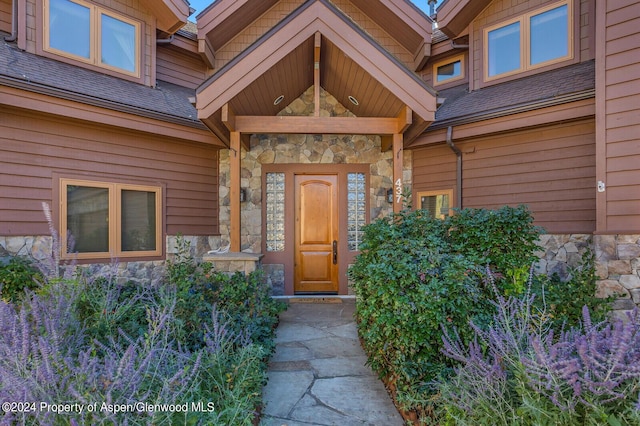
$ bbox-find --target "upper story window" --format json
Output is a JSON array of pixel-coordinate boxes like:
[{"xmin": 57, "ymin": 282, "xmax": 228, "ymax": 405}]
[
  {"xmin": 484, "ymin": 1, "xmax": 572, "ymax": 81},
  {"xmin": 433, "ymin": 54, "xmax": 465, "ymax": 86},
  {"xmin": 44, "ymin": 0, "xmax": 140, "ymax": 77}
]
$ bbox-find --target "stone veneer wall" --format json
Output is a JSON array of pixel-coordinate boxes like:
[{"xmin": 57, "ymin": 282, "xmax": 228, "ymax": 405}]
[
  {"xmin": 593, "ymin": 235, "xmax": 640, "ymax": 314},
  {"xmin": 0, "ymin": 235, "xmax": 220, "ymax": 286},
  {"xmin": 3, "ymin": 233, "xmax": 640, "ymax": 311},
  {"xmin": 217, "ymin": 86, "xmax": 412, "ymax": 253},
  {"xmin": 534, "ymin": 234, "xmax": 640, "ymax": 315}
]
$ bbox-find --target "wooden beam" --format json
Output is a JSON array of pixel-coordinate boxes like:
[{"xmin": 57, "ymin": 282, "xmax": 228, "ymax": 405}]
[
  {"xmin": 221, "ymin": 103, "xmax": 236, "ymax": 132},
  {"xmin": 392, "ymin": 133, "xmax": 404, "ymax": 213},
  {"xmin": 396, "ymin": 106, "xmax": 412, "ymax": 133},
  {"xmin": 234, "ymin": 115, "xmax": 400, "ymax": 135},
  {"xmin": 229, "ymin": 131, "xmax": 241, "ymax": 252},
  {"xmin": 413, "ymin": 42, "xmax": 431, "ymax": 72},
  {"xmin": 221, "ymin": 104, "xmax": 251, "ymax": 150},
  {"xmin": 314, "ymin": 32, "xmax": 321, "ymax": 117},
  {"xmin": 380, "ymin": 107, "xmax": 412, "ymax": 151},
  {"xmin": 198, "ymin": 38, "xmax": 216, "ymax": 69},
  {"xmin": 381, "ymin": 135, "xmax": 393, "ymax": 152}
]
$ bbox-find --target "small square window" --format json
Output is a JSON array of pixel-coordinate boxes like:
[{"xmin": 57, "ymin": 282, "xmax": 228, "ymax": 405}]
[
  {"xmin": 417, "ymin": 190, "xmax": 453, "ymax": 220},
  {"xmin": 432, "ymin": 54, "xmax": 465, "ymax": 86}
]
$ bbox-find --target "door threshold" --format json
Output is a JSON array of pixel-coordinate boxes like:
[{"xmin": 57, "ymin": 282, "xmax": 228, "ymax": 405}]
[{"xmin": 274, "ymin": 295, "xmax": 356, "ymax": 303}]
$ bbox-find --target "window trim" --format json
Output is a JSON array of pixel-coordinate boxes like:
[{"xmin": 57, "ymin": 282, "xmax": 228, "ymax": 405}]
[
  {"xmin": 432, "ymin": 53, "xmax": 466, "ymax": 86},
  {"xmin": 483, "ymin": 0, "xmax": 573, "ymax": 82},
  {"xmin": 416, "ymin": 189, "xmax": 454, "ymax": 220},
  {"xmin": 60, "ymin": 178, "xmax": 162, "ymax": 260},
  {"xmin": 43, "ymin": 0, "xmax": 141, "ymax": 78}
]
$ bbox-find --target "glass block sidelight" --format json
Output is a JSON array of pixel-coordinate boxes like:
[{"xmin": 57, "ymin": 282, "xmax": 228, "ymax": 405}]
[
  {"xmin": 265, "ymin": 172, "xmax": 285, "ymax": 252},
  {"xmin": 347, "ymin": 172, "xmax": 366, "ymax": 251}
]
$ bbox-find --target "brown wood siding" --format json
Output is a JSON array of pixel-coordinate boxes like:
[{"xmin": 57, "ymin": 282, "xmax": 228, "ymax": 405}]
[
  {"xmin": 601, "ymin": 0, "xmax": 640, "ymax": 232},
  {"xmin": 0, "ymin": 0, "xmax": 10, "ymax": 34},
  {"xmin": 412, "ymin": 144, "xmax": 458, "ymax": 195},
  {"xmin": 0, "ymin": 107, "xmax": 219, "ymax": 237},
  {"xmin": 156, "ymin": 45, "xmax": 208, "ymax": 90},
  {"xmin": 412, "ymin": 120, "xmax": 596, "ymax": 234}
]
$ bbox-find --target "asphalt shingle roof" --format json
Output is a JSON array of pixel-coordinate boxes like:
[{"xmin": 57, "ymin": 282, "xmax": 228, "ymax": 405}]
[
  {"xmin": 0, "ymin": 33, "xmax": 202, "ymax": 127},
  {"xmin": 433, "ymin": 60, "xmax": 595, "ymax": 128}
]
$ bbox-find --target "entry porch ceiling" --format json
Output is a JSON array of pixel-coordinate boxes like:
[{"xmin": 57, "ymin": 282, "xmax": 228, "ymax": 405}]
[
  {"xmin": 195, "ymin": 0, "xmax": 437, "ymax": 147},
  {"xmin": 229, "ymin": 35, "xmax": 405, "ymax": 119}
]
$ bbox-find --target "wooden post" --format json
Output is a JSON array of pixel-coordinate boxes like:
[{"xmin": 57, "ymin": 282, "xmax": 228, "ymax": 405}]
[
  {"xmin": 230, "ymin": 131, "xmax": 241, "ymax": 252},
  {"xmin": 314, "ymin": 32, "xmax": 321, "ymax": 116},
  {"xmin": 392, "ymin": 133, "xmax": 403, "ymax": 213}
]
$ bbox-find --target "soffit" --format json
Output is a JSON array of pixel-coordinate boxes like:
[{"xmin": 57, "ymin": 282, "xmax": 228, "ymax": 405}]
[
  {"xmin": 348, "ymin": 0, "xmax": 431, "ymax": 54},
  {"xmin": 230, "ymin": 35, "xmax": 404, "ymax": 118},
  {"xmin": 140, "ymin": 0, "xmax": 191, "ymax": 34},
  {"xmin": 437, "ymin": 0, "xmax": 492, "ymax": 38},
  {"xmin": 195, "ymin": 0, "xmax": 437, "ymax": 145}
]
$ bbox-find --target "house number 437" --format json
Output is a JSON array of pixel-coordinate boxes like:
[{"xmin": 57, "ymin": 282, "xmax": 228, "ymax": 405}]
[{"xmin": 394, "ymin": 178, "xmax": 402, "ymax": 203}]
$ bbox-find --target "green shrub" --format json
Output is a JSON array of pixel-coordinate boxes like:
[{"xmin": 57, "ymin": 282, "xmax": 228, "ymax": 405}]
[
  {"xmin": 166, "ymin": 236, "xmax": 285, "ymax": 352},
  {"xmin": 348, "ymin": 205, "xmax": 593, "ymax": 420},
  {"xmin": 531, "ymin": 249, "xmax": 612, "ymax": 331},
  {"xmin": 350, "ymin": 208, "xmax": 507, "ymax": 414},
  {"xmin": 446, "ymin": 205, "xmax": 543, "ymax": 290},
  {"xmin": 0, "ymin": 256, "xmax": 42, "ymax": 303}
]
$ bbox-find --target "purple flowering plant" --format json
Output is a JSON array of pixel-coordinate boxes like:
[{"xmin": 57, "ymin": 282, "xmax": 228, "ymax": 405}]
[
  {"xmin": 438, "ymin": 269, "xmax": 640, "ymax": 425},
  {"xmin": 0, "ymin": 207, "xmax": 282, "ymax": 425}
]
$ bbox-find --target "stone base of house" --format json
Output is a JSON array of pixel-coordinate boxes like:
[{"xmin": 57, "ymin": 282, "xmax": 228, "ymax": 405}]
[{"xmin": 2, "ymin": 234, "xmax": 639, "ymax": 315}]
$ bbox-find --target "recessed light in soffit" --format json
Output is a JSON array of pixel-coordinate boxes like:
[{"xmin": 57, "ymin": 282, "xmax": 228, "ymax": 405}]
[
  {"xmin": 348, "ymin": 95, "xmax": 359, "ymax": 106},
  {"xmin": 273, "ymin": 95, "xmax": 285, "ymax": 105}
]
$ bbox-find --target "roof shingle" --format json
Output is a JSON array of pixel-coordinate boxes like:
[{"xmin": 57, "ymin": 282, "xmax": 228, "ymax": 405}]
[{"xmin": 0, "ymin": 33, "xmax": 201, "ymax": 127}]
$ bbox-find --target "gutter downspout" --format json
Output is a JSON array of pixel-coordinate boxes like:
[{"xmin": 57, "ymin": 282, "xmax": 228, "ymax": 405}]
[
  {"xmin": 446, "ymin": 126, "xmax": 462, "ymax": 209},
  {"xmin": 4, "ymin": 0, "xmax": 18, "ymax": 42},
  {"xmin": 156, "ymin": 35, "xmax": 174, "ymax": 44}
]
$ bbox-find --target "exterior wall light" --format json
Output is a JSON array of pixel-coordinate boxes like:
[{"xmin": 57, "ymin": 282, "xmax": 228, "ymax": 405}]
[
  {"xmin": 240, "ymin": 188, "xmax": 247, "ymax": 202},
  {"xmin": 386, "ymin": 188, "xmax": 393, "ymax": 203}
]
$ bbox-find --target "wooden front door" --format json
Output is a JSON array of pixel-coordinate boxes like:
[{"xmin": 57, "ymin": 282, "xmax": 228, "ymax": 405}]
[{"xmin": 294, "ymin": 174, "xmax": 339, "ymax": 293}]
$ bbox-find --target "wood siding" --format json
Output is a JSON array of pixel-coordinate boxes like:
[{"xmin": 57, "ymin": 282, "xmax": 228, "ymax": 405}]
[
  {"xmin": 0, "ymin": 107, "xmax": 219, "ymax": 237},
  {"xmin": 156, "ymin": 45, "xmax": 209, "ymax": 90},
  {"xmin": 470, "ymin": 0, "xmax": 594, "ymax": 90},
  {"xmin": 412, "ymin": 120, "xmax": 596, "ymax": 234},
  {"xmin": 597, "ymin": 0, "xmax": 640, "ymax": 232},
  {"xmin": 0, "ymin": 0, "xmax": 10, "ymax": 34}
]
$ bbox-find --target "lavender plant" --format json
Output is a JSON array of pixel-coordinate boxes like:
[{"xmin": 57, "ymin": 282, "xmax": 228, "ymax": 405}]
[
  {"xmin": 0, "ymin": 205, "xmax": 281, "ymax": 426},
  {"xmin": 524, "ymin": 307, "xmax": 640, "ymax": 424},
  {"xmin": 437, "ymin": 270, "xmax": 640, "ymax": 425}
]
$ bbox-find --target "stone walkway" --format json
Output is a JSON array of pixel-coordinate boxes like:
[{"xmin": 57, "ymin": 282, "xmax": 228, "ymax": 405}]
[{"xmin": 260, "ymin": 298, "xmax": 404, "ymax": 426}]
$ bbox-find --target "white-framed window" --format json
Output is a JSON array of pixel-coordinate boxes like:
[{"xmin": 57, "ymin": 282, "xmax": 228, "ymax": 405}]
[
  {"xmin": 44, "ymin": 0, "xmax": 140, "ymax": 77},
  {"xmin": 484, "ymin": 0, "xmax": 572, "ymax": 81},
  {"xmin": 417, "ymin": 189, "xmax": 453, "ymax": 220},
  {"xmin": 60, "ymin": 178, "xmax": 162, "ymax": 259},
  {"xmin": 433, "ymin": 54, "xmax": 465, "ymax": 85}
]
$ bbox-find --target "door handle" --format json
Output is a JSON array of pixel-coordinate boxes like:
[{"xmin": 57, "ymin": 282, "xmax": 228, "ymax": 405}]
[{"xmin": 332, "ymin": 240, "xmax": 338, "ymax": 264}]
